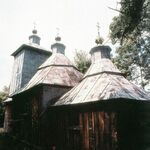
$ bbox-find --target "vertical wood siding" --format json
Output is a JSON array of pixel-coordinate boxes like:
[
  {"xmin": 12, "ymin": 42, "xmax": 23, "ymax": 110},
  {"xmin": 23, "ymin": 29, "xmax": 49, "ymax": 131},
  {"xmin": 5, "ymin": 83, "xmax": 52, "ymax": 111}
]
[
  {"xmin": 10, "ymin": 50, "xmax": 25, "ymax": 94},
  {"xmin": 4, "ymin": 104, "xmax": 13, "ymax": 132},
  {"xmin": 46, "ymin": 111, "xmax": 117, "ymax": 150}
]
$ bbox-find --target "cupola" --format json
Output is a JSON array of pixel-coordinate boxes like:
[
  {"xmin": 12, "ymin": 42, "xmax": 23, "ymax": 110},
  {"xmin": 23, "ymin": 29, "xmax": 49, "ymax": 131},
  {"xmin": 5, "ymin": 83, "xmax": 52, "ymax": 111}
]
[
  {"xmin": 51, "ymin": 32, "xmax": 66, "ymax": 54},
  {"xmin": 29, "ymin": 28, "xmax": 41, "ymax": 45}
]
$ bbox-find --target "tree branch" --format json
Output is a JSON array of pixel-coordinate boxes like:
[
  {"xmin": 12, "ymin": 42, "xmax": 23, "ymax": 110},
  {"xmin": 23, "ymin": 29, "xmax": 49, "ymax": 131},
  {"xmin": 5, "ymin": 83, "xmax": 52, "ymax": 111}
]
[{"xmin": 108, "ymin": 7, "xmax": 124, "ymax": 14}]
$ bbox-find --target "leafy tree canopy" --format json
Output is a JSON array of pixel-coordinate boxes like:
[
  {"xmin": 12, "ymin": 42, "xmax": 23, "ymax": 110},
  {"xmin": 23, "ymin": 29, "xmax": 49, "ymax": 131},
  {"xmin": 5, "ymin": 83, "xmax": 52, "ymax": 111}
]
[
  {"xmin": 0, "ymin": 86, "xmax": 9, "ymax": 127},
  {"xmin": 110, "ymin": 0, "xmax": 150, "ymax": 89},
  {"xmin": 0, "ymin": 86, "xmax": 9, "ymax": 101},
  {"xmin": 110, "ymin": 0, "xmax": 150, "ymax": 44},
  {"xmin": 74, "ymin": 50, "xmax": 91, "ymax": 74}
]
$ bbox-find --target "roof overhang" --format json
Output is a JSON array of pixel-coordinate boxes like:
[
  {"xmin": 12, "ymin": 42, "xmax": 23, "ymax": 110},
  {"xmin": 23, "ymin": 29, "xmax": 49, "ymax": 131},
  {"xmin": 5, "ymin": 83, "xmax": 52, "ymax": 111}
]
[
  {"xmin": 3, "ymin": 98, "xmax": 13, "ymax": 105},
  {"xmin": 10, "ymin": 83, "xmax": 72, "ymax": 98},
  {"xmin": 11, "ymin": 43, "xmax": 52, "ymax": 56},
  {"xmin": 49, "ymin": 98, "xmax": 150, "ymax": 112}
]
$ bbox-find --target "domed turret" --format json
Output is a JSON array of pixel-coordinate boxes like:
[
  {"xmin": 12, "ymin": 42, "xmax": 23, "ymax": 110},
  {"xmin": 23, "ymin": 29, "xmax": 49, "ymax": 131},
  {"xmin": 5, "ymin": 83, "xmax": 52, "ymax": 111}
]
[
  {"xmin": 29, "ymin": 27, "xmax": 41, "ymax": 45},
  {"xmin": 51, "ymin": 30, "xmax": 66, "ymax": 54}
]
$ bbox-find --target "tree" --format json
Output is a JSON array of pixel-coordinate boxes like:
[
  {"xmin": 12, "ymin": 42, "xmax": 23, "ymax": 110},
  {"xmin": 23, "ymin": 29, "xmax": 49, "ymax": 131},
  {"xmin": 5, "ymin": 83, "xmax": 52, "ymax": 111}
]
[
  {"xmin": 110, "ymin": 0, "xmax": 150, "ymax": 44},
  {"xmin": 0, "ymin": 86, "xmax": 9, "ymax": 127},
  {"xmin": 110, "ymin": 0, "xmax": 150, "ymax": 89},
  {"xmin": 0, "ymin": 86, "xmax": 9, "ymax": 101},
  {"xmin": 74, "ymin": 50, "xmax": 91, "ymax": 73}
]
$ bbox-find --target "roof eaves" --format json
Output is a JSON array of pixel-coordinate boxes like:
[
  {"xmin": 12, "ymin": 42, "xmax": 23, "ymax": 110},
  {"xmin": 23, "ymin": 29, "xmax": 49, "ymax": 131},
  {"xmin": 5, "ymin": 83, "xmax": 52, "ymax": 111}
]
[
  {"xmin": 11, "ymin": 44, "xmax": 51, "ymax": 56},
  {"xmin": 82, "ymin": 71, "xmax": 124, "ymax": 80},
  {"xmin": 10, "ymin": 83, "xmax": 73, "ymax": 98},
  {"xmin": 38, "ymin": 64, "xmax": 81, "ymax": 72},
  {"xmin": 51, "ymin": 98, "xmax": 150, "ymax": 112}
]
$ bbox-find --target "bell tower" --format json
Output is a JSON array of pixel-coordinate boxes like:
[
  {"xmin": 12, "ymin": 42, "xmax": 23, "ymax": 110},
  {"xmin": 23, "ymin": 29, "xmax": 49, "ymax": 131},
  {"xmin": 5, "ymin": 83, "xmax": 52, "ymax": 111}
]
[{"xmin": 10, "ymin": 29, "xmax": 51, "ymax": 94}]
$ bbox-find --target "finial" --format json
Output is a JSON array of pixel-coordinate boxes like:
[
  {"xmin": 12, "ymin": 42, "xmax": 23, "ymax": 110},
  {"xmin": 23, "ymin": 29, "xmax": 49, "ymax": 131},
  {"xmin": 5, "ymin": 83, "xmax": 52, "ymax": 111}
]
[
  {"xmin": 95, "ymin": 22, "xmax": 104, "ymax": 45},
  {"xmin": 56, "ymin": 27, "xmax": 60, "ymax": 37},
  {"xmin": 55, "ymin": 27, "xmax": 61, "ymax": 42},
  {"xmin": 32, "ymin": 22, "xmax": 37, "ymax": 34},
  {"xmin": 29, "ymin": 22, "xmax": 41, "ymax": 45},
  {"xmin": 97, "ymin": 22, "xmax": 100, "ymax": 38},
  {"xmin": 51, "ymin": 28, "xmax": 65, "ymax": 54}
]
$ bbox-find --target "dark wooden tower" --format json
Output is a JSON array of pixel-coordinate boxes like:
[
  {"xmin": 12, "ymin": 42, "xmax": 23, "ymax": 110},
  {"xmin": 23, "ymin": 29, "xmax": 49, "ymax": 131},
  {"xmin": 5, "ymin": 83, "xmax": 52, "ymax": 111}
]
[
  {"xmin": 9, "ymin": 29, "xmax": 51, "ymax": 94},
  {"xmin": 4, "ymin": 29, "xmax": 51, "ymax": 134},
  {"xmin": 6, "ymin": 35, "xmax": 83, "ymax": 149}
]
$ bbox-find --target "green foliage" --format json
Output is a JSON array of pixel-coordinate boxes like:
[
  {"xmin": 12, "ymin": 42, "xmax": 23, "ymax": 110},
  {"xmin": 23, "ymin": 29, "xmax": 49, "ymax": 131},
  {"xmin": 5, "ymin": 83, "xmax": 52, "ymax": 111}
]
[
  {"xmin": 0, "ymin": 86, "xmax": 9, "ymax": 127},
  {"xmin": 95, "ymin": 36, "xmax": 104, "ymax": 45},
  {"xmin": 74, "ymin": 50, "xmax": 91, "ymax": 73},
  {"xmin": 110, "ymin": 0, "xmax": 150, "ymax": 89},
  {"xmin": 110, "ymin": 0, "xmax": 150, "ymax": 44},
  {"xmin": 112, "ymin": 42, "xmax": 135, "ymax": 80},
  {"xmin": 0, "ymin": 86, "xmax": 9, "ymax": 101}
]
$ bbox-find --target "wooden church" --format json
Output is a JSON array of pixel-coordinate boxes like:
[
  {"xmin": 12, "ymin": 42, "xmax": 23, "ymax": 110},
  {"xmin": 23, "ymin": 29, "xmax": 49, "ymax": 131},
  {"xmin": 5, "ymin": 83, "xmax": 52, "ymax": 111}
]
[{"xmin": 3, "ymin": 28, "xmax": 150, "ymax": 150}]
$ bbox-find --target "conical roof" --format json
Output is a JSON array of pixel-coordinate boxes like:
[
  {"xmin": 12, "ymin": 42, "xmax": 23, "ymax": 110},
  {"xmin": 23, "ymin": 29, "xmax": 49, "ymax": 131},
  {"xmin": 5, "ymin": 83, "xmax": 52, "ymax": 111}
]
[
  {"xmin": 54, "ymin": 45, "xmax": 150, "ymax": 106},
  {"xmin": 11, "ymin": 53, "xmax": 82, "ymax": 96},
  {"xmin": 39, "ymin": 52, "xmax": 72, "ymax": 68}
]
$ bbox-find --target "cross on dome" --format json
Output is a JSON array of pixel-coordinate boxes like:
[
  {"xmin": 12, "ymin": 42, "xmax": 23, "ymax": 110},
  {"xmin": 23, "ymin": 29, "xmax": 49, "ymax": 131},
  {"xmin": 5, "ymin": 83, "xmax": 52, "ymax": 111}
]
[
  {"xmin": 95, "ymin": 22, "xmax": 104, "ymax": 45},
  {"xmin": 32, "ymin": 22, "xmax": 37, "ymax": 34},
  {"xmin": 55, "ymin": 27, "xmax": 61, "ymax": 42}
]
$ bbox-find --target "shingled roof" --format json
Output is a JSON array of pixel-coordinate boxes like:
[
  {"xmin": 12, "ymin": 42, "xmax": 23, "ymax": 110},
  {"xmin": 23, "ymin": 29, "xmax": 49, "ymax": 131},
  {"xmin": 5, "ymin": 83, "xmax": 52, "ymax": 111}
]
[
  {"xmin": 11, "ymin": 43, "xmax": 51, "ymax": 56},
  {"xmin": 54, "ymin": 45, "xmax": 150, "ymax": 106},
  {"xmin": 11, "ymin": 53, "xmax": 83, "ymax": 96},
  {"xmin": 26, "ymin": 53, "xmax": 82, "ymax": 87}
]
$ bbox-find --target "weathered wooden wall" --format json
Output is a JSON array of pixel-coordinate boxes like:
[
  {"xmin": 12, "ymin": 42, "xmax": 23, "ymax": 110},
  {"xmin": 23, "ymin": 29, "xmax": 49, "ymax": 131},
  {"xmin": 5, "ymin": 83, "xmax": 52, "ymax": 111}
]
[
  {"xmin": 44, "ymin": 111, "xmax": 117, "ymax": 150},
  {"xmin": 10, "ymin": 48, "xmax": 50, "ymax": 94},
  {"xmin": 117, "ymin": 103, "xmax": 150, "ymax": 150},
  {"xmin": 79, "ymin": 112, "xmax": 117, "ymax": 150},
  {"xmin": 22, "ymin": 49, "xmax": 50, "ymax": 88},
  {"xmin": 9, "ymin": 95, "xmax": 150, "ymax": 150},
  {"xmin": 39, "ymin": 85, "xmax": 72, "ymax": 149},
  {"xmin": 9, "ymin": 85, "xmax": 72, "ymax": 149},
  {"xmin": 42, "ymin": 85, "xmax": 70, "ymax": 108},
  {"xmin": 10, "ymin": 50, "xmax": 24, "ymax": 94},
  {"xmin": 4, "ymin": 103, "xmax": 13, "ymax": 133},
  {"xmin": 45, "ymin": 102, "xmax": 150, "ymax": 150},
  {"xmin": 137, "ymin": 103, "xmax": 150, "ymax": 149},
  {"xmin": 10, "ymin": 87, "xmax": 42, "ymax": 147}
]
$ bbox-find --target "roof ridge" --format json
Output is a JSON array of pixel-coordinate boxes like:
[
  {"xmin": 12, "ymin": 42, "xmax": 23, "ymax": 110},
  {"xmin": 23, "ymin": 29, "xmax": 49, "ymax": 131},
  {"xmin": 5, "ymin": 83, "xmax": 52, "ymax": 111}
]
[
  {"xmin": 38, "ymin": 64, "xmax": 80, "ymax": 72},
  {"xmin": 82, "ymin": 71, "xmax": 123, "ymax": 81}
]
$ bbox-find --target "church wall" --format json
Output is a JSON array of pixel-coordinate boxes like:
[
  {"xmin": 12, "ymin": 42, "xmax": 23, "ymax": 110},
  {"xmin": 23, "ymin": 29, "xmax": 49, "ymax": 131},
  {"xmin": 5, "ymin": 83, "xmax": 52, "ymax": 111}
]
[
  {"xmin": 10, "ymin": 50, "xmax": 25, "ymax": 94},
  {"xmin": 21, "ymin": 49, "xmax": 50, "ymax": 88},
  {"xmin": 9, "ymin": 85, "xmax": 71, "ymax": 149},
  {"xmin": 42, "ymin": 85, "xmax": 71, "ymax": 108},
  {"xmin": 10, "ymin": 88, "xmax": 43, "ymax": 147},
  {"xmin": 38, "ymin": 85, "xmax": 72, "ymax": 148},
  {"xmin": 10, "ymin": 48, "xmax": 50, "ymax": 95},
  {"xmin": 117, "ymin": 103, "xmax": 150, "ymax": 150},
  {"xmin": 45, "ymin": 101, "xmax": 150, "ymax": 150},
  {"xmin": 45, "ymin": 110, "xmax": 117, "ymax": 150},
  {"xmin": 3, "ymin": 103, "xmax": 13, "ymax": 133}
]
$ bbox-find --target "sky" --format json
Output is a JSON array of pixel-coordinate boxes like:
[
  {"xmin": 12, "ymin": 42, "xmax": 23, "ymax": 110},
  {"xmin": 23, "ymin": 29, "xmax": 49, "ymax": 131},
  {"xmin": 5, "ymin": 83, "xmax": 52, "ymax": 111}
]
[{"xmin": 0, "ymin": 0, "xmax": 119, "ymax": 90}]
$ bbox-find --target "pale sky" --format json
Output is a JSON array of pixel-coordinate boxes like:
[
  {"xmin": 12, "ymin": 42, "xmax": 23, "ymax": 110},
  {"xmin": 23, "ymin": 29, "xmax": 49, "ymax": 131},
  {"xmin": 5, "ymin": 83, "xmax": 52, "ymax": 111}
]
[{"xmin": 0, "ymin": 0, "xmax": 119, "ymax": 90}]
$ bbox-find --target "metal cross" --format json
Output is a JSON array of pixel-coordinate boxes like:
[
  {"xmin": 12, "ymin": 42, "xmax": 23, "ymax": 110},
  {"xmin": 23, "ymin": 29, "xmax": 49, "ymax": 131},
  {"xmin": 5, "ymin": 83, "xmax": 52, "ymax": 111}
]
[
  {"xmin": 33, "ymin": 22, "xmax": 36, "ymax": 29},
  {"xmin": 56, "ymin": 27, "xmax": 60, "ymax": 37},
  {"xmin": 96, "ymin": 22, "xmax": 100, "ymax": 37}
]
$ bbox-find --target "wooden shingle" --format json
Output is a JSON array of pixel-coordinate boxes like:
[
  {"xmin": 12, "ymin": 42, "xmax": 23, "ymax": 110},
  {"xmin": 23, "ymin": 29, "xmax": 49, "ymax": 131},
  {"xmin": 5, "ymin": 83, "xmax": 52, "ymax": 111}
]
[{"xmin": 55, "ymin": 45, "xmax": 150, "ymax": 106}]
